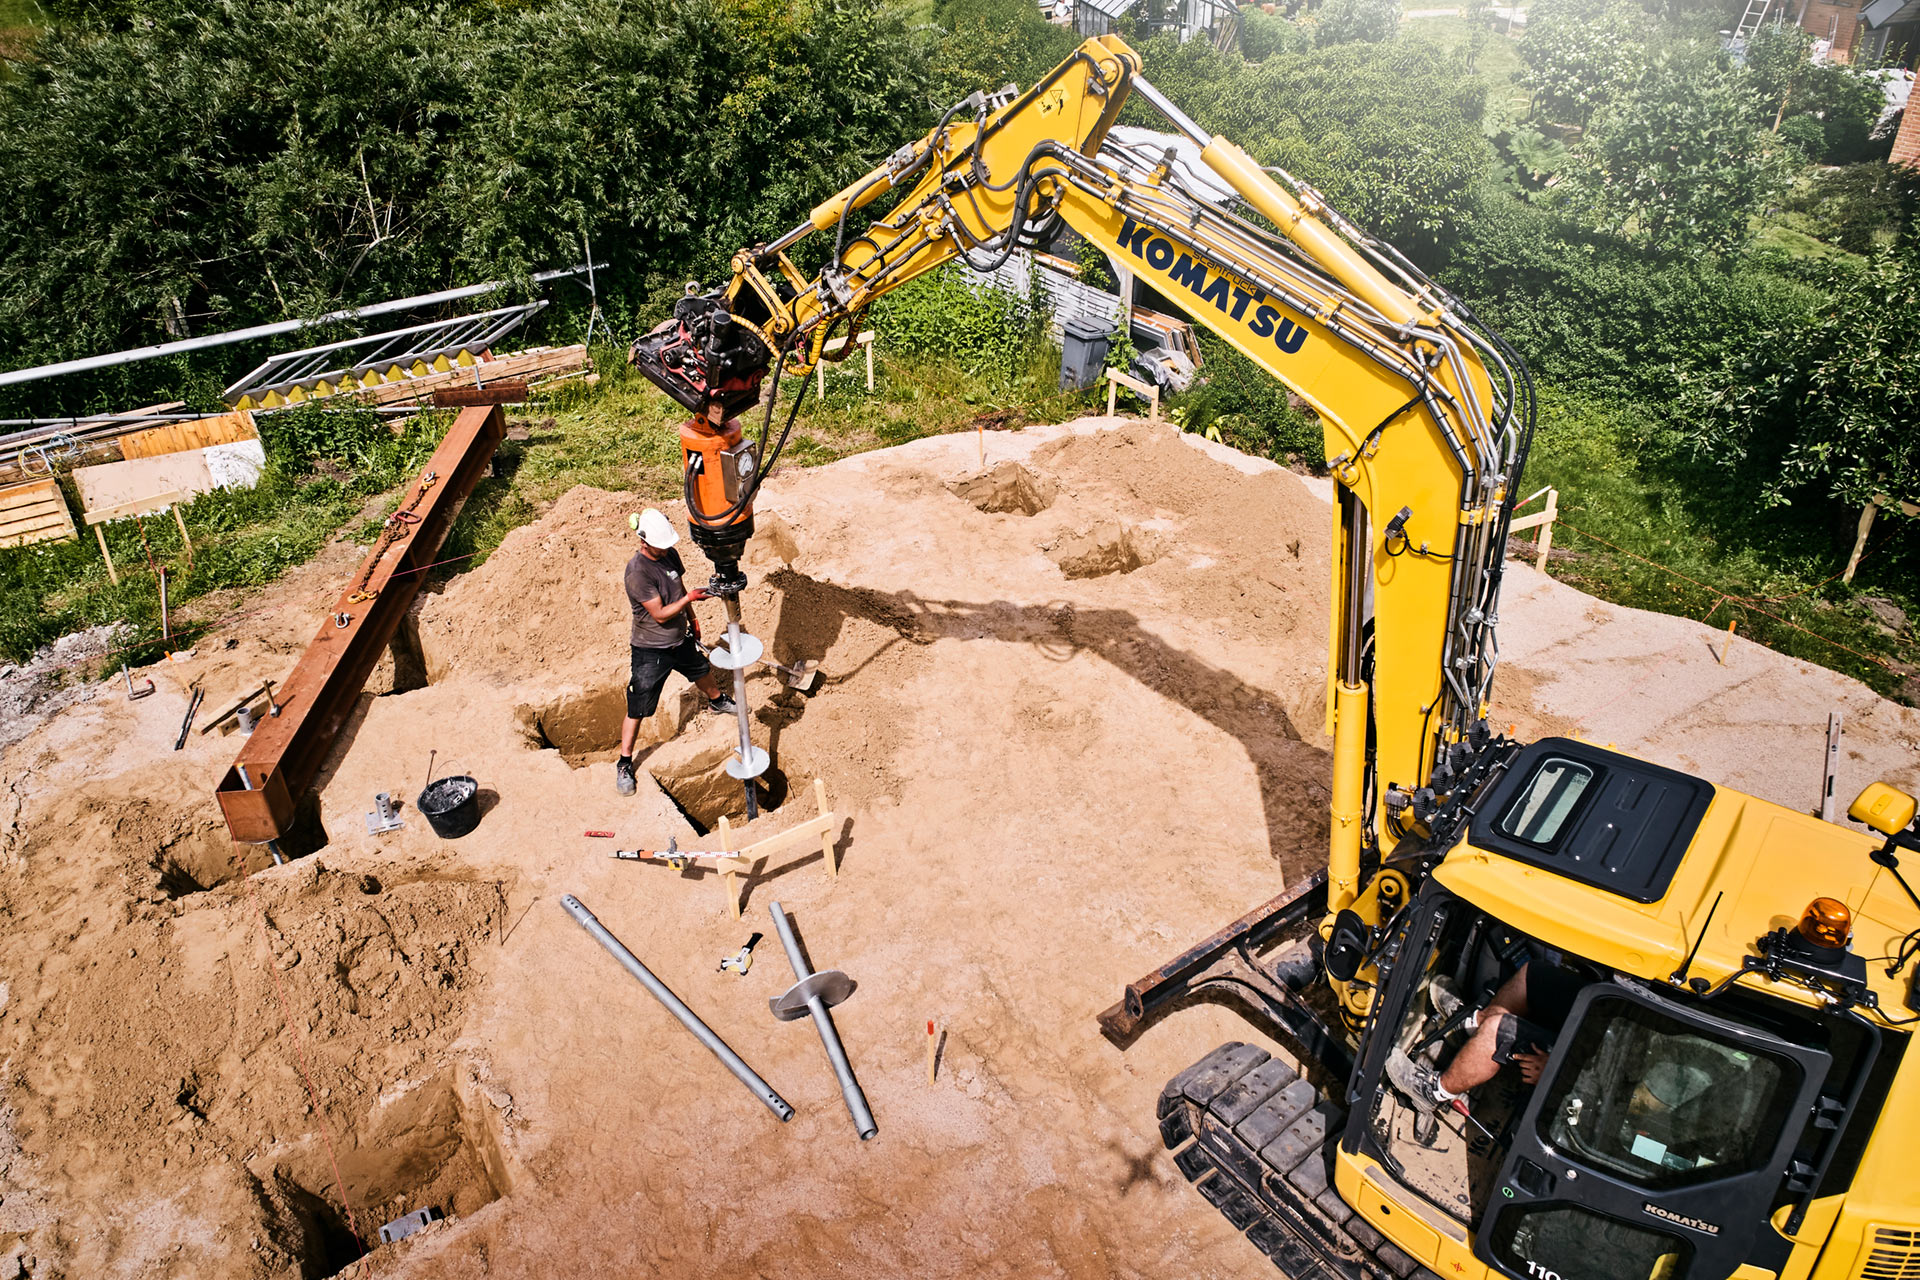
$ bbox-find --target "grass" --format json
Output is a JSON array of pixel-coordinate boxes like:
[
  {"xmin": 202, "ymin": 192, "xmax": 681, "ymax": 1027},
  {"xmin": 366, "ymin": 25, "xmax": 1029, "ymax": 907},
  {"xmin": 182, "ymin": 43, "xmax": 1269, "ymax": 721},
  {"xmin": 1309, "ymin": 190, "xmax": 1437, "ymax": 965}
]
[
  {"xmin": 0, "ymin": 336, "xmax": 1092, "ymax": 669},
  {"xmin": 0, "ymin": 407, "xmax": 447, "ymax": 666},
  {"xmin": 0, "ymin": 0, "xmax": 44, "ymax": 28}
]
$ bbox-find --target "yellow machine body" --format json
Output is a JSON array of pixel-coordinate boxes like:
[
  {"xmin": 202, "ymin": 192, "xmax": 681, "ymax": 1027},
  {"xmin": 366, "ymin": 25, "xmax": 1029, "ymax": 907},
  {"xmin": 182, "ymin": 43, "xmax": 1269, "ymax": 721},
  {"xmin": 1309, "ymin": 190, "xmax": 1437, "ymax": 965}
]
[{"xmin": 704, "ymin": 37, "xmax": 1920, "ymax": 1280}]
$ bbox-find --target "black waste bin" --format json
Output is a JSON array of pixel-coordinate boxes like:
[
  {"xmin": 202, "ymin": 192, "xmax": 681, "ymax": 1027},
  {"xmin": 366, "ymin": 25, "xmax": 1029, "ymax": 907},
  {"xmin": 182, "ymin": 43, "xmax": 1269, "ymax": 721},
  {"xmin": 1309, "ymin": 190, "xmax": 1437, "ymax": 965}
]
[{"xmin": 1060, "ymin": 318, "xmax": 1112, "ymax": 392}]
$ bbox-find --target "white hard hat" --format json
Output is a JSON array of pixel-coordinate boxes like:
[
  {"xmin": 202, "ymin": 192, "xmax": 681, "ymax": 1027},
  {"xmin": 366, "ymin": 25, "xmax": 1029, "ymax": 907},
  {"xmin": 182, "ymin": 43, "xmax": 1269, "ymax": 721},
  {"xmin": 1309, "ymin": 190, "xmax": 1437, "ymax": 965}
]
[{"xmin": 631, "ymin": 508, "xmax": 680, "ymax": 549}]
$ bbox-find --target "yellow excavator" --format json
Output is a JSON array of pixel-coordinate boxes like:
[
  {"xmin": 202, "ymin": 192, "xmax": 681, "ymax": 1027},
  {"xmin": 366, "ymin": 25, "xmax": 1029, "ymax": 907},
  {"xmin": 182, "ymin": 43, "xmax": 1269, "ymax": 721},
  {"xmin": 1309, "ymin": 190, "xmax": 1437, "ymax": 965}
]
[{"xmin": 628, "ymin": 36, "xmax": 1920, "ymax": 1280}]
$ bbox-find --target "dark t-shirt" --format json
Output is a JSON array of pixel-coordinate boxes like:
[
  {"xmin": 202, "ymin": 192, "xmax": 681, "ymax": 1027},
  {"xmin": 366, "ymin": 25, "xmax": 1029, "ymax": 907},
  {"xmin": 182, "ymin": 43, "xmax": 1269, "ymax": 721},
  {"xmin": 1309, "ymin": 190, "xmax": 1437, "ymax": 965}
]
[{"xmin": 625, "ymin": 547, "xmax": 690, "ymax": 649}]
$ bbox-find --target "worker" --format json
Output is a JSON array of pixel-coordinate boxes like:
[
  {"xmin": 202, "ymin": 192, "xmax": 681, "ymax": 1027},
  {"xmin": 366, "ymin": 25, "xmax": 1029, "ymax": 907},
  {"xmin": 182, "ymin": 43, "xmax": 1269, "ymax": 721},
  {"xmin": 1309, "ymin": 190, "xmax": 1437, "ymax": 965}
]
[
  {"xmin": 1386, "ymin": 960, "xmax": 1591, "ymax": 1113},
  {"xmin": 615, "ymin": 508, "xmax": 736, "ymax": 797}
]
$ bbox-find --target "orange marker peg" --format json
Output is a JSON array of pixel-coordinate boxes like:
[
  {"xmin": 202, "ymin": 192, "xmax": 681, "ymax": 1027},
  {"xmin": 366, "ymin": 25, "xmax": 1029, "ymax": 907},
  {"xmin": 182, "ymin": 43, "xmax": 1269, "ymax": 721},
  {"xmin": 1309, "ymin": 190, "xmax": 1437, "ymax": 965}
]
[{"xmin": 926, "ymin": 1020, "xmax": 938, "ymax": 1086}]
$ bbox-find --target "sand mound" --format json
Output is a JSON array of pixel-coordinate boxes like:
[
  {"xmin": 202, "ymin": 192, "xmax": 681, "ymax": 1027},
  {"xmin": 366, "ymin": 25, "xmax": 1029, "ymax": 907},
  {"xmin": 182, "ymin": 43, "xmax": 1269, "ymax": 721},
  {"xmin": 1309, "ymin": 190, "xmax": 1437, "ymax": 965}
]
[{"xmin": 6, "ymin": 415, "xmax": 1912, "ymax": 1280}]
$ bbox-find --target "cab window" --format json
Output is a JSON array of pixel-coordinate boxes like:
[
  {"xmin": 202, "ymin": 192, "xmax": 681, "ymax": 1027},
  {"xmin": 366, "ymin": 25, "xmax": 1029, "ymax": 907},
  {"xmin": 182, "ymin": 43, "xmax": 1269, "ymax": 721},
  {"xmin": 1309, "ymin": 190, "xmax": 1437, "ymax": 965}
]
[
  {"xmin": 1537, "ymin": 997, "xmax": 1799, "ymax": 1188},
  {"xmin": 1498, "ymin": 758, "xmax": 1596, "ymax": 848},
  {"xmin": 1488, "ymin": 1203, "xmax": 1690, "ymax": 1280}
]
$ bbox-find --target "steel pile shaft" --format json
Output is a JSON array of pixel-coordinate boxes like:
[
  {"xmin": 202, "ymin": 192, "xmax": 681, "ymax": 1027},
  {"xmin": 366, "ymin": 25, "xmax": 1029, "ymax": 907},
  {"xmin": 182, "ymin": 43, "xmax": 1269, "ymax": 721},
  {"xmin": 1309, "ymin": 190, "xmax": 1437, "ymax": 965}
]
[
  {"xmin": 770, "ymin": 902, "xmax": 876, "ymax": 1139},
  {"xmin": 561, "ymin": 895, "xmax": 793, "ymax": 1121},
  {"xmin": 725, "ymin": 598, "xmax": 758, "ymax": 819}
]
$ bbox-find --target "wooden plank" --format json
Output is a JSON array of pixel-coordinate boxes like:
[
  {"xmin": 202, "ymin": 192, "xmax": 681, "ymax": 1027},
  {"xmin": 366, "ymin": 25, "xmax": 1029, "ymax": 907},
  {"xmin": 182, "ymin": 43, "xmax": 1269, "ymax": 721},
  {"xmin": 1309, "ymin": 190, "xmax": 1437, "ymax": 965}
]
[
  {"xmin": 85, "ymin": 488, "xmax": 188, "ymax": 525},
  {"xmin": 0, "ymin": 510, "xmax": 70, "ymax": 536},
  {"xmin": 74, "ymin": 451, "xmax": 213, "ymax": 517},
  {"xmin": 0, "ymin": 478, "xmax": 61, "ymax": 510},
  {"xmin": 119, "ymin": 410, "xmax": 258, "ymax": 459}
]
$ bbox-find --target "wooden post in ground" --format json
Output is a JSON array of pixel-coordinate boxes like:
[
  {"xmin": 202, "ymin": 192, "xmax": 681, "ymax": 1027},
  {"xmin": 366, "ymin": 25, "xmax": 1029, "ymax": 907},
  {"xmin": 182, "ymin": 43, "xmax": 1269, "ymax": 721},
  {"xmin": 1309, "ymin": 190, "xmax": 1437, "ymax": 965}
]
[
  {"xmin": 1844, "ymin": 501, "xmax": 1878, "ymax": 585},
  {"xmin": 1533, "ymin": 488, "xmax": 1557, "ymax": 572},
  {"xmin": 94, "ymin": 524, "xmax": 119, "ymax": 585},
  {"xmin": 815, "ymin": 777, "xmax": 837, "ymax": 878},
  {"xmin": 173, "ymin": 506, "xmax": 194, "ymax": 568}
]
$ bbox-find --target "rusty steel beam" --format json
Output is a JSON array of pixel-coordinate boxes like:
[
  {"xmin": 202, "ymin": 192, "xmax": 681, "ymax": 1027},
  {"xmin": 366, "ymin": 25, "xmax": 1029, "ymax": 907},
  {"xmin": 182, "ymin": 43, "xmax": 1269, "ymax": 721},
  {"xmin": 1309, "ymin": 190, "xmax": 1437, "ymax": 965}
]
[
  {"xmin": 431, "ymin": 379, "xmax": 528, "ymax": 408},
  {"xmin": 216, "ymin": 404, "xmax": 505, "ymax": 844}
]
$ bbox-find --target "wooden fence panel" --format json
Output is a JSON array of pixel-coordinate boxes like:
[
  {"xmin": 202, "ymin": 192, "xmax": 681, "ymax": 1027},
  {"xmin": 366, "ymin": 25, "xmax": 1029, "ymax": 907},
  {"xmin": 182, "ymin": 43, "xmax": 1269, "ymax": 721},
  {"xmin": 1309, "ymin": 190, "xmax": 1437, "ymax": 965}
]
[
  {"xmin": 117, "ymin": 410, "xmax": 257, "ymax": 459},
  {"xmin": 0, "ymin": 478, "xmax": 79, "ymax": 548}
]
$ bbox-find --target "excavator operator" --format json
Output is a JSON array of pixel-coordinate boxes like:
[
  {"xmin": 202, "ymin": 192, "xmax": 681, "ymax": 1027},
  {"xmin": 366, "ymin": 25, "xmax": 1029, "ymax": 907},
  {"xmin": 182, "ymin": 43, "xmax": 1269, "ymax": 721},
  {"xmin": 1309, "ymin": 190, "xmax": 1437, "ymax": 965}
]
[{"xmin": 1388, "ymin": 961, "xmax": 1593, "ymax": 1112}]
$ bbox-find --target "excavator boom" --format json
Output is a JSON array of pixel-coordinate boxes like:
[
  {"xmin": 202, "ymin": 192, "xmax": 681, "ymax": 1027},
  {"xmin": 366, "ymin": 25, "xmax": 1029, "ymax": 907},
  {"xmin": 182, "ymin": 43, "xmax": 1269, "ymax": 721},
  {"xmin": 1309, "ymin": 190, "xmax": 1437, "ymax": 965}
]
[{"xmin": 632, "ymin": 36, "xmax": 1533, "ymax": 929}]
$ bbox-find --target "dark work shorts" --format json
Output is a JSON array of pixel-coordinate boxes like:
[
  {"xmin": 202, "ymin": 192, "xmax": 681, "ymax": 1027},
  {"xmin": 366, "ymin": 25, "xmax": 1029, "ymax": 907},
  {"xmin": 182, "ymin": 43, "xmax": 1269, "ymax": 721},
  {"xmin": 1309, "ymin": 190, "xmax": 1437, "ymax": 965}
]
[
  {"xmin": 1493, "ymin": 963, "xmax": 1591, "ymax": 1062},
  {"xmin": 1525, "ymin": 962, "xmax": 1590, "ymax": 1032},
  {"xmin": 628, "ymin": 637, "xmax": 710, "ymax": 718}
]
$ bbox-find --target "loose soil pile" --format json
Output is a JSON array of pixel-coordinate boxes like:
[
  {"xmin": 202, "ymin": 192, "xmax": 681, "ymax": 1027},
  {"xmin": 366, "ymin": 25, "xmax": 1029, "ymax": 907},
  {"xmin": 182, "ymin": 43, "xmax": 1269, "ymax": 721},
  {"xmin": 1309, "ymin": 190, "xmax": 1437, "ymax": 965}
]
[{"xmin": 0, "ymin": 417, "xmax": 1914, "ymax": 1279}]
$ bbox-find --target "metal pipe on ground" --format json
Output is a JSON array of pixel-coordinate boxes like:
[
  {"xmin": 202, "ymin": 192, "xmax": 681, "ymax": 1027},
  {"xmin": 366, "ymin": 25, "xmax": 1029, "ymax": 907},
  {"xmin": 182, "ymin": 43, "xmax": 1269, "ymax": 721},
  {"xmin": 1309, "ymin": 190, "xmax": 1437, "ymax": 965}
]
[
  {"xmin": 768, "ymin": 901, "xmax": 876, "ymax": 1140},
  {"xmin": 560, "ymin": 895, "xmax": 794, "ymax": 1122}
]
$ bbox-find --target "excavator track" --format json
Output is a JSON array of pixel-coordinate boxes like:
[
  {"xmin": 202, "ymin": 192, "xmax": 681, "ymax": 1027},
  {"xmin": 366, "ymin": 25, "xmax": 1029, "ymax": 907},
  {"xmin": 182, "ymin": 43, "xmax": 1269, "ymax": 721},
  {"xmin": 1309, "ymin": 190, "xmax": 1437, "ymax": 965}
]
[{"xmin": 1159, "ymin": 1043, "xmax": 1441, "ymax": 1280}]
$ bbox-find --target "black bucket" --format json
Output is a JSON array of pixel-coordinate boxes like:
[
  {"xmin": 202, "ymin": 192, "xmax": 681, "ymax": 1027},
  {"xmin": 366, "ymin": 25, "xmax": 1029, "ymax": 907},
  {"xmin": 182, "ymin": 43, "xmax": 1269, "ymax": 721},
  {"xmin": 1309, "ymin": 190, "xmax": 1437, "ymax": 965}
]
[{"xmin": 418, "ymin": 775, "xmax": 481, "ymax": 839}]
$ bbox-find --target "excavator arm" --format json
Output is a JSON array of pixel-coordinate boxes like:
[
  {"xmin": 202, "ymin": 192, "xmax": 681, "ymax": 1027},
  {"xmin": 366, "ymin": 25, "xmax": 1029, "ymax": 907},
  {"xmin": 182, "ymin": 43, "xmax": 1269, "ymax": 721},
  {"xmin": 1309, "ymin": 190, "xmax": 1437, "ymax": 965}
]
[{"xmin": 631, "ymin": 37, "xmax": 1535, "ymax": 986}]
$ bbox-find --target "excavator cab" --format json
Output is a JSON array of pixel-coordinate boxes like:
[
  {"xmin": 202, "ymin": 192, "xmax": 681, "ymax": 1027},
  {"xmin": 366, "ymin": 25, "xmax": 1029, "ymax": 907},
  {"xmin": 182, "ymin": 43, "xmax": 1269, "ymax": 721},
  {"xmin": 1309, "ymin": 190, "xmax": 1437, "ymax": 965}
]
[{"xmin": 1356, "ymin": 891, "xmax": 1847, "ymax": 1280}]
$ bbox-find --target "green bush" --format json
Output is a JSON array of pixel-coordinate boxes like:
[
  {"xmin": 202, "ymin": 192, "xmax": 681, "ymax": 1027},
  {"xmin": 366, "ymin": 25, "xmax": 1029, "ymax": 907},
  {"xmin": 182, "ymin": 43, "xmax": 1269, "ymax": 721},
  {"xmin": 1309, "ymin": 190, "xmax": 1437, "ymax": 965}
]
[
  {"xmin": 1131, "ymin": 35, "xmax": 1489, "ymax": 251},
  {"xmin": 1776, "ymin": 113, "xmax": 1826, "ymax": 159},
  {"xmin": 868, "ymin": 266, "xmax": 1049, "ymax": 386},
  {"xmin": 1239, "ymin": 8, "xmax": 1310, "ymax": 59},
  {"xmin": 1179, "ymin": 334, "xmax": 1325, "ymax": 464},
  {"xmin": 1434, "ymin": 188, "xmax": 1824, "ymax": 398},
  {"xmin": 1313, "ymin": 0, "xmax": 1398, "ymax": 46}
]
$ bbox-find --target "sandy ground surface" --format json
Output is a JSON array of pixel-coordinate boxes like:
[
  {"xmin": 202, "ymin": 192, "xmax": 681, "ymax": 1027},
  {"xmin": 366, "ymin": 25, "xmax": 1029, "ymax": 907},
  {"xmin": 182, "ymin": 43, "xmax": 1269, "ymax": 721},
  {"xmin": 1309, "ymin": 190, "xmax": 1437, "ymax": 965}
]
[{"xmin": 0, "ymin": 415, "xmax": 1914, "ymax": 1280}]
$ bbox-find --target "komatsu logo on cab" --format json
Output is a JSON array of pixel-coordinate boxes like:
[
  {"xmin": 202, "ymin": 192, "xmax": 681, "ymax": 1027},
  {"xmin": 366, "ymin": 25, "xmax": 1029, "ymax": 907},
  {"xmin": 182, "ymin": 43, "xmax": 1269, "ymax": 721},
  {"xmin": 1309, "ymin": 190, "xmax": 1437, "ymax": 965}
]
[
  {"xmin": 1641, "ymin": 1203, "xmax": 1721, "ymax": 1235},
  {"xmin": 1115, "ymin": 217, "xmax": 1307, "ymax": 357}
]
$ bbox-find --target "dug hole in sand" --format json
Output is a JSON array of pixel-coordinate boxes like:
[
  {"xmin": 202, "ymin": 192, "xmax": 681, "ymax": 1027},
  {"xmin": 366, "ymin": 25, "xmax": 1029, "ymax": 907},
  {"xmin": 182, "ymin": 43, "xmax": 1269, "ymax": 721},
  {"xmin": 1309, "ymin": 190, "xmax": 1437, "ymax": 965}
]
[{"xmin": 0, "ymin": 418, "xmax": 1914, "ymax": 1279}]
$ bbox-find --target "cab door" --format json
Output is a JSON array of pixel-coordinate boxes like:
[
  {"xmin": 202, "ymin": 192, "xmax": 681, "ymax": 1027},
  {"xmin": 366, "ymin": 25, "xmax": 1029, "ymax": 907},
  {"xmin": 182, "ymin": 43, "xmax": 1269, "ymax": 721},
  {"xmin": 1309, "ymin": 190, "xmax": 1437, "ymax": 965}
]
[{"xmin": 1474, "ymin": 981, "xmax": 1829, "ymax": 1280}]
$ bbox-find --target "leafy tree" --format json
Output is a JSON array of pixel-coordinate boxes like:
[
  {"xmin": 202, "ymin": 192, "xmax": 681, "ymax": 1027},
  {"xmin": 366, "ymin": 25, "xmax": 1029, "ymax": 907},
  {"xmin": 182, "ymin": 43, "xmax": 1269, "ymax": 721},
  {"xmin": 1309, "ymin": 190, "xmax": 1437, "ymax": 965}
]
[
  {"xmin": 1559, "ymin": 45, "xmax": 1786, "ymax": 257},
  {"xmin": 0, "ymin": 0, "xmax": 931, "ymax": 417},
  {"xmin": 1744, "ymin": 20, "xmax": 1816, "ymax": 130},
  {"xmin": 1792, "ymin": 60, "xmax": 1890, "ymax": 164},
  {"xmin": 1683, "ymin": 243, "xmax": 1920, "ymax": 510},
  {"xmin": 1135, "ymin": 36, "xmax": 1489, "ymax": 249},
  {"xmin": 1239, "ymin": 7, "xmax": 1310, "ymax": 59},
  {"xmin": 1744, "ymin": 23, "xmax": 1886, "ymax": 163},
  {"xmin": 1313, "ymin": 0, "xmax": 1398, "ymax": 46},
  {"xmin": 1519, "ymin": 0, "xmax": 1650, "ymax": 125},
  {"xmin": 928, "ymin": 0, "xmax": 1074, "ymax": 106}
]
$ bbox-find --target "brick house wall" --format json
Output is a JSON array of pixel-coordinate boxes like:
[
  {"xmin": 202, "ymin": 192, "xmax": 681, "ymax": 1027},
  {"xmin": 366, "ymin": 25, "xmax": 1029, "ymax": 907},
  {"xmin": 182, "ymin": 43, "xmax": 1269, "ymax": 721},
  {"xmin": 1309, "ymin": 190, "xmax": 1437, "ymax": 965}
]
[
  {"xmin": 1800, "ymin": 0, "xmax": 1864, "ymax": 60},
  {"xmin": 1894, "ymin": 92, "xmax": 1920, "ymax": 166}
]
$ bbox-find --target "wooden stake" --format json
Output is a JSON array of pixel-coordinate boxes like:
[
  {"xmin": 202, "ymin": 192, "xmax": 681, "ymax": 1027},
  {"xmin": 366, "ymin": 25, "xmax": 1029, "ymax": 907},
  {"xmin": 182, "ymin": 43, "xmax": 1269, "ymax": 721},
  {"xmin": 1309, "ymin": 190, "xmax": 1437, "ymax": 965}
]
[
  {"xmin": 717, "ymin": 814, "xmax": 741, "ymax": 919},
  {"xmin": 926, "ymin": 1020, "xmax": 937, "ymax": 1086},
  {"xmin": 815, "ymin": 777, "xmax": 837, "ymax": 878},
  {"xmin": 173, "ymin": 505, "xmax": 194, "ymax": 568},
  {"xmin": 1718, "ymin": 619, "xmax": 1736, "ymax": 665},
  {"xmin": 95, "ymin": 523, "xmax": 119, "ymax": 585}
]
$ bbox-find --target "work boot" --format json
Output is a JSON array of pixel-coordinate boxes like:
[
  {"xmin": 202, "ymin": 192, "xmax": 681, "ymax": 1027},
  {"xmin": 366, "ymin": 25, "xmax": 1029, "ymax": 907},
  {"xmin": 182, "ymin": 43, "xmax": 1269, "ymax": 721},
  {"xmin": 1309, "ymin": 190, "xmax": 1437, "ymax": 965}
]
[
  {"xmin": 708, "ymin": 694, "xmax": 738, "ymax": 715},
  {"xmin": 1385, "ymin": 1051, "xmax": 1447, "ymax": 1113},
  {"xmin": 615, "ymin": 756, "xmax": 636, "ymax": 797}
]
